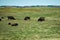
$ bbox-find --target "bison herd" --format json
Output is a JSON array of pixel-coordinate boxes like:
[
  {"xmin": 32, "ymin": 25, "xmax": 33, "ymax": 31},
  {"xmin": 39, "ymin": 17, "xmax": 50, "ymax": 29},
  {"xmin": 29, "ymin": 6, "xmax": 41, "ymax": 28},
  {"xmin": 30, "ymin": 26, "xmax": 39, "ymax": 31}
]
[{"xmin": 0, "ymin": 16, "xmax": 45, "ymax": 26}]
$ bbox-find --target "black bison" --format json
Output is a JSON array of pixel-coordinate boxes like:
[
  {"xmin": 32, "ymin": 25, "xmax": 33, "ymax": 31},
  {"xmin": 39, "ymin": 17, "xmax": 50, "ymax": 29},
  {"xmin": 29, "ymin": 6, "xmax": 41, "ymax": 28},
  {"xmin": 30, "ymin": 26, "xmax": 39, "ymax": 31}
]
[
  {"xmin": 1, "ymin": 17, "xmax": 4, "ymax": 19},
  {"xmin": 38, "ymin": 17, "xmax": 45, "ymax": 22},
  {"xmin": 0, "ymin": 19, "xmax": 2, "ymax": 21},
  {"xmin": 8, "ymin": 22, "xmax": 11, "ymax": 25},
  {"xmin": 7, "ymin": 16, "xmax": 16, "ymax": 20},
  {"xmin": 11, "ymin": 23, "xmax": 18, "ymax": 26},
  {"xmin": 24, "ymin": 16, "xmax": 30, "ymax": 20}
]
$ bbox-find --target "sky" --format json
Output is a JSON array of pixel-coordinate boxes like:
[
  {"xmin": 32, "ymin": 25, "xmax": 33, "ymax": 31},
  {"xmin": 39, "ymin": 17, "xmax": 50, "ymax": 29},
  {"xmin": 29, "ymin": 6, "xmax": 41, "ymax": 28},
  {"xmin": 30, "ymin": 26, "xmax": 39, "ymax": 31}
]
[{"xmin": 0, "ymin": 0, "xmax": 60, "ymax": 6}]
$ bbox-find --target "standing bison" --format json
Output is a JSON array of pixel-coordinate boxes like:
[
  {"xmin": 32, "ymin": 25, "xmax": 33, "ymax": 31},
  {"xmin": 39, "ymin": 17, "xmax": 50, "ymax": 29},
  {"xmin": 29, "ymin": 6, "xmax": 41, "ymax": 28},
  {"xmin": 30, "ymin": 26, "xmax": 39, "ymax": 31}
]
[
  {"xmin": 24, "ymin": 16, "xmax": 30, "ymax": 20},
  {"xmin": 0, "ymin": 19, "xmax": 2, "ymax": 21},
  {"xmin": 38, "ymin": 17, "xmax": 45, "ymax": 22},
  {"xmin": 7, "ymin": 16, "xmax": 16, "ymax": 20}
]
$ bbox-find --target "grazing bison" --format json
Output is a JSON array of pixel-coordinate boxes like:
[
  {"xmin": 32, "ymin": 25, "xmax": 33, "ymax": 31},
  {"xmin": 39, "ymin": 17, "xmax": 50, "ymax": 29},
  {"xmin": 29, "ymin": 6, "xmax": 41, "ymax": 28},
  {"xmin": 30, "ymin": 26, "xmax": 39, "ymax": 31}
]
[
  {"xmin": 0, "ymin": 19, "xmax": 2, "ymax": 21},
  {"xmin": 7, "ymin": 16, "xmax": 15, "ymax": 20},
  {"xmin": 11, "ymin": 23, "xmax": 18, "ymax": 26},
  {"xmin": 38, "ymin": 17, "xmax": 45, "ymax": 22},
  {"xmin": 8, "ymin": 22, "xmax": 11, "ymax": 25},
  {"xmin": 24, "ymin": 16, "xmax": 30, "ymax": 20}
]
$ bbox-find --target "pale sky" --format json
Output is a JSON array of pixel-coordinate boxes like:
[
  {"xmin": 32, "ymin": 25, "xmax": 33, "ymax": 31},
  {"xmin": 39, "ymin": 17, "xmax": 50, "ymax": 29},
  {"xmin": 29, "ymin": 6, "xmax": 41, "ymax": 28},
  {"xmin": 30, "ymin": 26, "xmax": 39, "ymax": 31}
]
[{"xmin": 0, "ymin": 0, "xmax": 60, "ymax": 6}]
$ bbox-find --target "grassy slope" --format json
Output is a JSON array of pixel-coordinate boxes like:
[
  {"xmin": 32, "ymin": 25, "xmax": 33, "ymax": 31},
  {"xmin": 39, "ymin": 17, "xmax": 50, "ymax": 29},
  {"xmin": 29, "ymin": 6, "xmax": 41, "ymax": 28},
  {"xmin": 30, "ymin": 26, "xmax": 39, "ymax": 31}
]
[{"xmin": 0, "ymin": 7, "xmax": 60, "ymax": 40}]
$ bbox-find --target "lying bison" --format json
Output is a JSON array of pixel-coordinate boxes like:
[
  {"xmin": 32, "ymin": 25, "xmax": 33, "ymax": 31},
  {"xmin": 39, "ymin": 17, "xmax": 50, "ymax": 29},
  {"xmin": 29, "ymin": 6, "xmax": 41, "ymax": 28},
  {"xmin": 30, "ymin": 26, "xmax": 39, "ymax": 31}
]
[
  {"xmin": 7, "ymin": 16, "xmax": 16, "ymax": 20},
  {"xmin": 1, "ymin": 17, "xmax": 4, "ymax": 19},
  {"xmin": 38, "ymin": 17, "xmax": 45, "ymax": 22},
  {"xmin": 11, "ymin": 23, "xmax": 18, "ymax": 26},
  {"xmin": 24, "ymin": 16, "xmax": 30, "ymax": 20}
]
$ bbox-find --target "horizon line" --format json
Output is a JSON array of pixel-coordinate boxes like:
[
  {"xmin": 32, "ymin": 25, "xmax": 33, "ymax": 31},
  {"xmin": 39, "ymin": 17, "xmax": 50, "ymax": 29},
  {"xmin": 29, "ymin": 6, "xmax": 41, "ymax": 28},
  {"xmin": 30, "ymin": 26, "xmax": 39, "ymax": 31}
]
[{"xmin": 0, "ymin": 4, "xmax": 60, "ymax": 6}]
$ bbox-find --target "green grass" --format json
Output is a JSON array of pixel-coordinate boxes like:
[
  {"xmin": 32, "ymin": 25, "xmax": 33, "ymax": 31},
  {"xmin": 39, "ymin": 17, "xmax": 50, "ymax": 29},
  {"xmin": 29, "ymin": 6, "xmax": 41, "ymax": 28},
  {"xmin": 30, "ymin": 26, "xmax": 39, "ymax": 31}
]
[{"xmin": 0, "ymin": 7, "xmax": 60, "ymax": 40}]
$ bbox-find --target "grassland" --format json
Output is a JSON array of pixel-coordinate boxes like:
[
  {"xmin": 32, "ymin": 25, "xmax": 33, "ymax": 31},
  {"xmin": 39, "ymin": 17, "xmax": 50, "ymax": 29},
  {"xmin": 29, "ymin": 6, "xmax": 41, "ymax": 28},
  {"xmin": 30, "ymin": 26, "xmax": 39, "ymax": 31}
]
[{"xmin": 0, "ymin": 7, "xmax": 60, "ymax": 40}]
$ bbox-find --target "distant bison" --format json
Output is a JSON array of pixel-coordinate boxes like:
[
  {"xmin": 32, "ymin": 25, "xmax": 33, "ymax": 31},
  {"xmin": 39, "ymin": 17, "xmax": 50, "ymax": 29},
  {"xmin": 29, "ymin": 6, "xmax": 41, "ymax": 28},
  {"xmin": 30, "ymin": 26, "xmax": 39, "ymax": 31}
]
[
  {"xmin": 0, "ymin": 19, "xmax": 2, "ymax": 21},
  {"xmin": 8, "ymin": 22, "xmax": 11, "ymax": 25},
  {"xmin": 1, "ymin": 17, "xmax": 4, "ymax": 19},
  {"xmin": 38, "ymin": 17, "xmax": 45, "ymax": 22},
  {"xmin": 24, "ymin": 16, "xmax": 30, "ymax": 20},
  {"xmin": 11, "ymin": 23, "xmax": 18, "ymax": 26},
  {"xmin": 7, "ymin": 16, "xmax": 16, "ymax": 20}
]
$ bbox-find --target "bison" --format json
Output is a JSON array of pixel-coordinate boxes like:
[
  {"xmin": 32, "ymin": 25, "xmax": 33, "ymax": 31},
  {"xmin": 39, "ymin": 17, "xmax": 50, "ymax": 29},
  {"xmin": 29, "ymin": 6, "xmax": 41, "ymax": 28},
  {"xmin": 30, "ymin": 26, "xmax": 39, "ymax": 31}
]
[
  {"xmin": 7, "ymin": 16, "xmax": 16, "ymax": 20},
  {"xmin": 0, "ymin": 19, "xmax": 2, "ymax": 21},
  {"xmin": 1, "ymin": 17, "xmax": 4, "ymax": 19},
  {"xmin": 24, "ymin": 16, "xmax": 30, "ymax": 20},
  {"xmin": 8, "ymin": 22, "xmax": 11, "ymax": 25},
  {"xmin": 38, "ymin": 17, "xmax": 45, "ymax": 22},
  {"xmin": 11, "ymin": 23, "xmax": 18, "ymax": 26}
]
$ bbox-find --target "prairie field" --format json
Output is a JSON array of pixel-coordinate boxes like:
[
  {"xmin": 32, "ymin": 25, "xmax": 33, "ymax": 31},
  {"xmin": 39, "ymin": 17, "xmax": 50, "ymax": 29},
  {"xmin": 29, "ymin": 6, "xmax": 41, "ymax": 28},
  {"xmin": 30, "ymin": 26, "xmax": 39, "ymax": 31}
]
[{"xmin": 0, "ymin": 7, "xmax": 60, "ymax": 40}]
